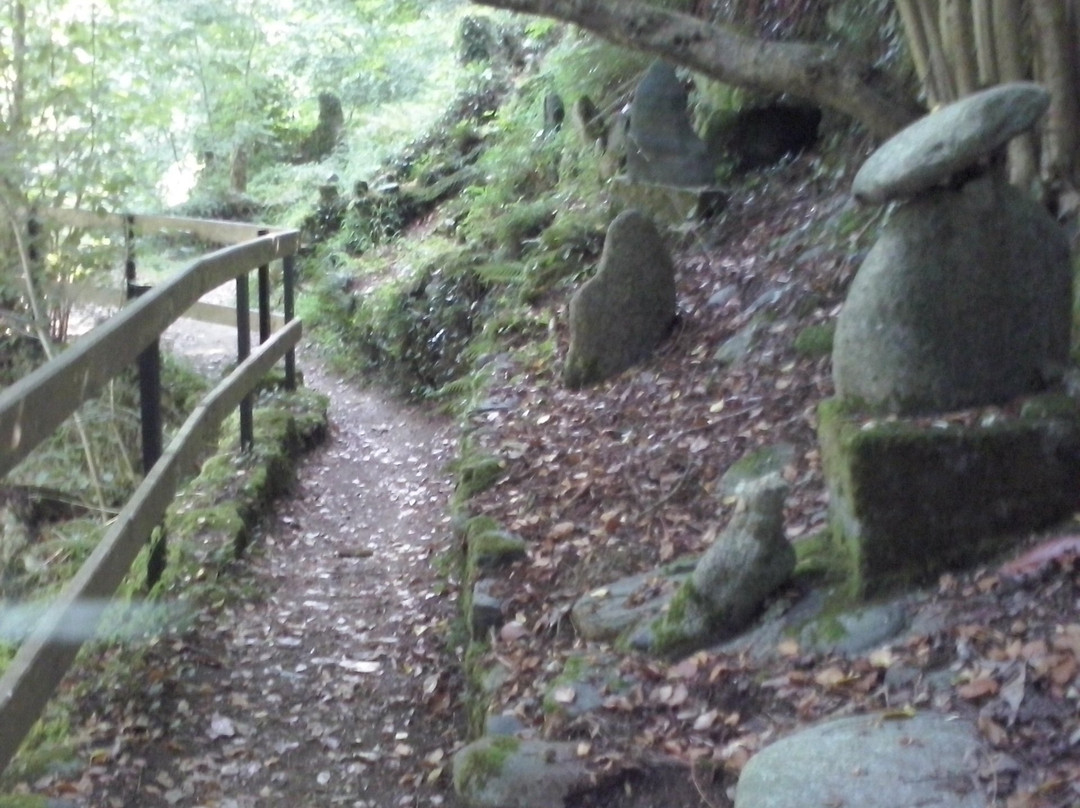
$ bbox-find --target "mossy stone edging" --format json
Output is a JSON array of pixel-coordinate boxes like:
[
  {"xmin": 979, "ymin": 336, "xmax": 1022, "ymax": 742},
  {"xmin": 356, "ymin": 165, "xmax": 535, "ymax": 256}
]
[
  {"xmin": 162, "ymin": 388, "xmax": 329, "ymax": 563},
  {"xmin": 818, "ymin": 394, "xmax": 1080, "ymax": 597}
]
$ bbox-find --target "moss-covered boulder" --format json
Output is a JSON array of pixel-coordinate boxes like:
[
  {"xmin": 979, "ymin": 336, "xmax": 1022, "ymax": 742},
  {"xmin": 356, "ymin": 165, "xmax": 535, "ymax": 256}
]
[{"xmin": 818, "ymin": 394, "xmax": 1080, "ymax": 597}]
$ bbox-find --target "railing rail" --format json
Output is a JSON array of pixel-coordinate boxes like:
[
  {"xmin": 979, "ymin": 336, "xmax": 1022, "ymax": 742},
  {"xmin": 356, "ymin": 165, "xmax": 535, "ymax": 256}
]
[{"xmin": 0, "ymin": 209, "xmax": 302, "ymax": 776}]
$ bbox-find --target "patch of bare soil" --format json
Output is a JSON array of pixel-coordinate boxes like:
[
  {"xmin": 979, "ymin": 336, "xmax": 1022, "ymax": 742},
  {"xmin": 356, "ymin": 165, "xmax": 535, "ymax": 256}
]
[{"xmin": 23, "ymin": 331, "xmax": 467, "ymax": 807}]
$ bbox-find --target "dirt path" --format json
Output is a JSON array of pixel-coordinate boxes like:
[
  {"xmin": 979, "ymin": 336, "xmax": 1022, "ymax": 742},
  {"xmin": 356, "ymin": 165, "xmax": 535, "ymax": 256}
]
[{"xmin": 75, "ymin": 333, "xmax": 466, "ymax": 807}]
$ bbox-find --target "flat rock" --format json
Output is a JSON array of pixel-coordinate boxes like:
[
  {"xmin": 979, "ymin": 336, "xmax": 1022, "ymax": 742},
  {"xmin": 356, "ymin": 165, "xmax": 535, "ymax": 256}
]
[
  {"xmin": 853, "ymin": 82, "xmax": 1049, "ymax": 204},
  {"xmin": 453, "ymin": 737, "xmax": 591, "ymax": 808},
  {"xmin": 735, "ymin": 712, "xmax": 986, "ymax": 808},
  {"xmin": 571, "ymin": 566, "xmax": 689, "ymax": 642}
]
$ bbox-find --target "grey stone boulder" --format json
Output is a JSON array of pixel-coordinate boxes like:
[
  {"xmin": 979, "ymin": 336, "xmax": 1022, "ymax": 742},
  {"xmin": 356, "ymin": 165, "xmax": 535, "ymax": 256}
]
[
  {"xmin": 627, "ymin": 60, "xmax": 715, "ymax": 187},
  {"xmin": 853, "ymin": 82, "xmax": 1050, "ymax": 204},
  {"xmin": 833, "ymin": 173, "xmax": 1071, "ymax": 415},
  {"xmin": 642, "ymin": 474, "xmax": 795, "ymax": 657},
  {"xmin": 452, "ymin": 737, "xmax": 592, "ymax": 808},
  {"xmin": 735, "ymin": 712, "xmax": 986, "ymax": 808},
  {"xmin": 564, "ymin": 210, "xmax": 677, "ymax": 388}
]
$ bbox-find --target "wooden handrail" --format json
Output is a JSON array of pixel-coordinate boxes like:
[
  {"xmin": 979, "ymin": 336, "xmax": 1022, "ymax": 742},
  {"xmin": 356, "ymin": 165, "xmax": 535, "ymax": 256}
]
[
  {"xmin": 0, "ymin": 320, "xmax": 302, "ymax": 774},
  {"xmin": 0, "ymin": 230, "xmax": 298, "ymax": 480},
  {"xmin": 0, "ymin": 210, "xmax": 303, "ymax": 777},
  {"xmin": 38, "ymin": 207, "xmax": 291, "ymax": 245}
]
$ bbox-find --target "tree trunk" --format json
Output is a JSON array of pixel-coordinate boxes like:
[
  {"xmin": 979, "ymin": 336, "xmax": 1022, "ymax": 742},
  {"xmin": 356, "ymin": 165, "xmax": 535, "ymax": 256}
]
[
  {"xmin": 971, "ymin": 0, "xmax": 998, "ymax": 87},
  {"xmin": 942, "ymin": 0, "xmax": 977, "ymax": 95},
  {"xmin": 1032, "ymin": 0, "xmax": 1080, "ymax": 191},
  {"xmin": 896, "ymin": 0, "xmax": 937, "ymax": 103},
  {"xmin": 992, "ymin": 0, "xmax": 1039, "ymax": 190},
  {"xmin": 470, "ymin": 0, "xmax": 923, "ymax": 137}
]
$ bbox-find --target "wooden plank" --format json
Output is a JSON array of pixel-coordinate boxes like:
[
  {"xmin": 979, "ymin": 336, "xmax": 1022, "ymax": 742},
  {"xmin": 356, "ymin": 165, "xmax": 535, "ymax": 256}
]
[
  {"xmin": 0, "ymin": 234, "xmax": 297, "ymax": 480},
  {"xmin": 70, "ymin": 283, "xmax": 286, "ymax": 331},
  {"xmin": 0, "ymin": 320, "xmax": 302, "ymax": 775},
  {"xmin": 39, "ymin": 208, "xmax": 296, "ymax": 245}
]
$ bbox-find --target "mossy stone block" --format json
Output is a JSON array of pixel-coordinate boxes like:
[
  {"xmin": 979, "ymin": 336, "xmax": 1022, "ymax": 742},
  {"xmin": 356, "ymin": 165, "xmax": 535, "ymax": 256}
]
[
  {"xmin": 465, "ymin": 516, "xmax": 527, "ymax": 577},
  {"xmin": 818, "ymin": 395, "xmax": 1080, "ymax": 597}
]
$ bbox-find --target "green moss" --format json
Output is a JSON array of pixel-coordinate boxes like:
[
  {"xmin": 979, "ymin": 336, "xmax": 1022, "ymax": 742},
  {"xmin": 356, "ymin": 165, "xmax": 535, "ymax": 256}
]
[
  {"xmin": 0, "ymin": 795, "xmax": 53, "ymax": 808},
  {"xmin": 541, "ymin": 654, "xmax": 590, "ymax": 714},
  {"xmin": 646, "ymin": 579, "xmax": 713, "ymax": 659},
  {"xmin": 819, "ymin": 394, "xmax": 1080, "ymax": 598},
  {"xmin": 455, "ymin": 455, "xmax": 506, "ymax": 501},
  {"xmin": 453, "ymin": 736, "xmax": 521, "ymax": 795},
  {"xmin": 791, "ymin": 528, "xmax": 847, "ymax": 586},
  {"xmin": 0, "ymin": 714, "xmax": 77, "ymax": 789},
  {"xmin": 793, "ymin": 322, "xmax": 836, "ymax": 357},
  {"xmin": 467, "ymin": 527, "xmax": 527, "ymax": 578}
]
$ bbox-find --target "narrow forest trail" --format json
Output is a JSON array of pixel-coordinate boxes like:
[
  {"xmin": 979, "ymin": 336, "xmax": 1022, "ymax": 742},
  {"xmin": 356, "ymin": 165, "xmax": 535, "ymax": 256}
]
[{"xmin": 70, "ymin": 326, "xmax": 467, "ymax": 808}]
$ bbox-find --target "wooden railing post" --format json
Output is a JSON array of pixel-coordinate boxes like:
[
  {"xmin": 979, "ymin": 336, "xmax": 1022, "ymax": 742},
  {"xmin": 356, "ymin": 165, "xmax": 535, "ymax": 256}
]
[
  {"xmin": 236, "ymin": 272, "xmax": 253, "ymax": 452},
  {"xmin": 283, "ymin": 253, "xmax": 297, "ymax": 391},
  {"xmin": 126, "ymin": 270, "xmax": 166, "ymax": 588},
  {"xmin": 123, "ymin": 214, "xmax": 136, "ymax": 291}
]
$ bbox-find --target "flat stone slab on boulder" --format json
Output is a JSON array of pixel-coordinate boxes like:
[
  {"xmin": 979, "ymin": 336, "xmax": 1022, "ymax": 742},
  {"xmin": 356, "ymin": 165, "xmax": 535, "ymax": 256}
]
[
  {"xmin": 853, "ymin": 82, "xmax": 1050, "ymax": 204},
  {"xmin": 453, "ymin": 737, "xmax": 592, "ymax": 808},
  {"xmin": 735, "ymin": 712, "xmax": 986, "ymax": 808},
  {"xmin": 564, "ymin": 209, "xmax": 676, "ymax": 388}
]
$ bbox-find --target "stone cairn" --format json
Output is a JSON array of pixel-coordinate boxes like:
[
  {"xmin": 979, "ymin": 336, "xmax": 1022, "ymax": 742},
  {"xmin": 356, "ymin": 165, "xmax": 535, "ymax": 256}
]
[
  {"xmin": 822, "ymin": 82, "xmax": 1080, "ymax": 596},
  {"xmin": 836, "ymin": 82, "xmax": 1070, "ymax": 414}
]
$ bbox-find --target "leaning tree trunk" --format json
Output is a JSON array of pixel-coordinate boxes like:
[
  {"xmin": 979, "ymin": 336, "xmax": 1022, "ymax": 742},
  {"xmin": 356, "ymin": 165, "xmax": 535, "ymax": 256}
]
[{"xmin": 469, "ymin": 0, "xmax": 923, "ymax": 137}]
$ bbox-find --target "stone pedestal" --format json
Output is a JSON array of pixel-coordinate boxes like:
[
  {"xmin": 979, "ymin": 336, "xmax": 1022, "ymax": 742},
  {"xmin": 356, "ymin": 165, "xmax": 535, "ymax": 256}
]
[{"xmin": 818, "ymin": 395, "xmax": 1080, "ymax": 597}]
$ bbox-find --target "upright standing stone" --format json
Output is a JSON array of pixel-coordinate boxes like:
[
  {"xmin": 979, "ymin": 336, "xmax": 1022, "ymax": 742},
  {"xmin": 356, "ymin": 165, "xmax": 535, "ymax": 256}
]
[
  {"xmin": 564, "ymin": 210, "xmax": 676, "ymax": 388},
  {"xmin": 626, "ymin": 60, "xmax": 715, "ymax": 187}
]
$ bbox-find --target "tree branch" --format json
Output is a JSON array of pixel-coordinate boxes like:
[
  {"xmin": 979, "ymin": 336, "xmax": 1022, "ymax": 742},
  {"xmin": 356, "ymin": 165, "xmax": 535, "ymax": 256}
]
[{"xmin": 471, "ymin": 0, "xmax": 923, "ymax": 137}]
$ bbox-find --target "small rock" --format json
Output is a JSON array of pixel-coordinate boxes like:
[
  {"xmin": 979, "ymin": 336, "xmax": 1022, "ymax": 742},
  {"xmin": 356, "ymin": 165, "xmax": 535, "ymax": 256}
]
[{"xmin": 471, "ymin": 579, "xmax": 504, "ymax": 637}]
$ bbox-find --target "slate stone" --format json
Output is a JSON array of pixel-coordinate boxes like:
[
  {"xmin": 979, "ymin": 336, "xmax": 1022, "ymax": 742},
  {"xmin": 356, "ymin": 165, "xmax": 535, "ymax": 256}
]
[
  {"xmin": 707, "ymin": 284, "xmax": 738, "ymax": 309},
  {"xmin": 453, "ymin": 737, "xmax": 591, "ymax": 808},
  {"xmin": 713, "ymin": 320, "xmax": 760, "ymax": 367},
  {"xmin": 626, "ymin": 60, "xmax": 715, "ymax": 187},
  {"xmin": 571, "ymin": 567, "xmax": 688, "ymax": 642},
  {"xmin": 734, "ymin": 712, "xmax": 986, "ymax": 808},
  {"xmin": 833, "ymin": 174, "xmax": 1071, "ymax": 414},
  {"xmin": 853, "ymin": 82, "xmax": 1050, "ymax": 204},
  {"xmin": 471, "ymin": 579, "xmax": 504, "ymax": 637},
  {"xmin": 564, "ymin": 210, "xmax": 677, "ymax": 388},
  {"xmin": 800, "ymin": 601, "xmax": 909, "ymax": 656},
  {"xmin": 485, "ymin": 713, "xmax": 527, "ymax": 737}
]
